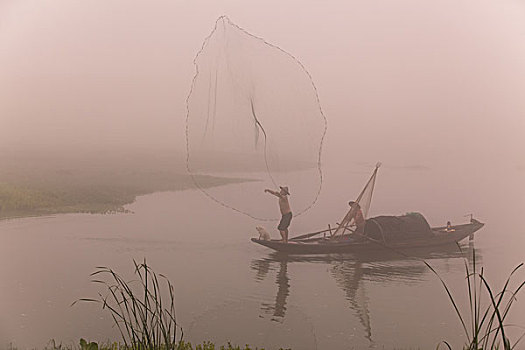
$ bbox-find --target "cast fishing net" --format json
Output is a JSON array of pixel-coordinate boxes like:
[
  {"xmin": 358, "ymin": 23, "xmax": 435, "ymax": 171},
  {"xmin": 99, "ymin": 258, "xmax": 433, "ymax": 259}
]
[{"xmin": 186, "ymin": 16, "xmax": 327, "ymax": 220}]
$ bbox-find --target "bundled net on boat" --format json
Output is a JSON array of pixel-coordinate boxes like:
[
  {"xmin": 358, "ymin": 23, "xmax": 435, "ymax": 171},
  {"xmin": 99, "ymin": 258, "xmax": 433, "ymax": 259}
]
[
  {"xmin": 364, "ymin": 213, "xmax": 433, "ymax": 242},
  {"xmin": 186, "ymin": 16, "xmax": 327, "ymax": 220}
]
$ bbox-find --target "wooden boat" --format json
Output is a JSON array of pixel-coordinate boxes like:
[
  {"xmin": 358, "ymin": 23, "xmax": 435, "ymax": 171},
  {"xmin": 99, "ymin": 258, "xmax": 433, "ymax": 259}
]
[
  {"xmin": 251, "ymin": 219, "xmax": 484, "ymax": 254},
  {"xmin": 251, "ymin": 163, "xmax": 485, "ymax": 255}
]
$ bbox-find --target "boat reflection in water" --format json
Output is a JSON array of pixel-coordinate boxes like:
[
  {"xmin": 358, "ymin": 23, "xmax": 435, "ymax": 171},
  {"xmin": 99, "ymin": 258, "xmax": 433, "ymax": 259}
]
[{"xmin": 250, "ymin": 243, "xmax": 482, "ymax": 345}]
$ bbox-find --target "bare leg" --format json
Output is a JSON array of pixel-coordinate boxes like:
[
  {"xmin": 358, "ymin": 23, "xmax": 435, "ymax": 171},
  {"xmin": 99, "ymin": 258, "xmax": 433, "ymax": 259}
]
[
  {"xmin": 284, "ymin": 229, "xmax": 289, "ymax": 243},
  {"xmin": 279, "ymin": 230, "xmax": 286, "ymax": 242}
]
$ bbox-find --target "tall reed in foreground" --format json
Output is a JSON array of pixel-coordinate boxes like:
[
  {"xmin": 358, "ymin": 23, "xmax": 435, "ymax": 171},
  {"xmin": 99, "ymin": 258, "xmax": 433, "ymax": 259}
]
[
  {"xmin": 73, "ymin": 259, "xmax": 183, "ymax": 350},
  {"xmin": 430, "ymin": 248, "xmax": 525, "ymax": 350}
]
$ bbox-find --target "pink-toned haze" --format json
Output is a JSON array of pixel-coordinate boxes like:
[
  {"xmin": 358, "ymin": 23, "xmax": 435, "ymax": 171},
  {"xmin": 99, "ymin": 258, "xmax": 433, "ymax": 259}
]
[{"xmin": 1, "ymin": 0, "xmax": 524, "ymax": 167}]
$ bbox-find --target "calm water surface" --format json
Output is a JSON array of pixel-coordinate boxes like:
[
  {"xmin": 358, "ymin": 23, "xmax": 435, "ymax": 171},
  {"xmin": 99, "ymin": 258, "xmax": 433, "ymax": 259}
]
[{"xmin": 1, "ymin": 165, "xmax": 524, "ymax": 349}]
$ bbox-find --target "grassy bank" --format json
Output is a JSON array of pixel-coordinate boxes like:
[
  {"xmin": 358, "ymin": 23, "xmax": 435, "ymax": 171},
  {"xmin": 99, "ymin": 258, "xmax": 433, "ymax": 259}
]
[
  {"xmin": 8, "ymin": 340, "xmax": 284, "ymax": 350},
  {"xmin": 0, "ymin": 151, "xmax": 249, "ymax": 220}
]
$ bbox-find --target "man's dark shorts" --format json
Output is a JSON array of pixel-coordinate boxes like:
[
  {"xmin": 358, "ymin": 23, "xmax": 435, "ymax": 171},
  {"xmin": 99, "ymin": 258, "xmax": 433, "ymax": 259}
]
[{"xmin": 278, "ymin": 212, "xmax": 293, "ymax": 231}]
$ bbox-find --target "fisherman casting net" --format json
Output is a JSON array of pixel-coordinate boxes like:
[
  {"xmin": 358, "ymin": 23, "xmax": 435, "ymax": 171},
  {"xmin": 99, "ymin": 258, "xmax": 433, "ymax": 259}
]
[{"xmin": 186, "ymin": 16, "xmax": 327, "ymax": 220}]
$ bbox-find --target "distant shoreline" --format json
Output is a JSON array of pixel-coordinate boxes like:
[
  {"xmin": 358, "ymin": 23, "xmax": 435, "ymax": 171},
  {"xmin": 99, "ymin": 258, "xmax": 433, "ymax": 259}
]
[
  {"xmin": 0, "ymin": 174, "xmax": 250, "ymax": 221},
  {"xmin": 0, "ymin": 149, "xmax": 257, "ymax": 224}
]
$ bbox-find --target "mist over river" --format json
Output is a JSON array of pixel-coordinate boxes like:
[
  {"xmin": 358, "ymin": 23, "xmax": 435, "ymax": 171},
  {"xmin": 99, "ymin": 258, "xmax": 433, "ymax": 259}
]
[
  {"xmin": 1, "ymin": 164, "xmax": 524, "ymax": 349},
  {"xmin": 2, "ymin": 1, "xmax": 525, "ymax": 348}
]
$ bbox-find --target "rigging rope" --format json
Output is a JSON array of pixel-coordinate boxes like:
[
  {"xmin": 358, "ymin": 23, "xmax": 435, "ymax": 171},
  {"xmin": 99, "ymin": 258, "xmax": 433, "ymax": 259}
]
[
  {"xmin": 185, "ymin": 16, "xmax": 327, "ymax": 221},
  {"xmin": 250, "ymin": 98, "xmax": 278, "ymax": 188}
]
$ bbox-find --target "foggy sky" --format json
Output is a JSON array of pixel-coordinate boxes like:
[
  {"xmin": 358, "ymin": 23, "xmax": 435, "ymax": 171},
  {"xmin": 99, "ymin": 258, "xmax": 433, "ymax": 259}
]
[{"xmin": 1, "ymin": 0, "xmax": 524, "ymax": 167}]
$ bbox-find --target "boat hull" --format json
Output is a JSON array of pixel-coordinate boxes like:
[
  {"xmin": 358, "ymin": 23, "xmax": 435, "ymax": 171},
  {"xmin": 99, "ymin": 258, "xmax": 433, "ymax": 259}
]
[{"xmin": 251, "ymin": 221, "xmax": 484, "ymax": 254}]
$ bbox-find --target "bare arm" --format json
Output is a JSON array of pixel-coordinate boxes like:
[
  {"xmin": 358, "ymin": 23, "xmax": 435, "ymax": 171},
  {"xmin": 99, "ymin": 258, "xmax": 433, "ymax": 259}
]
[{"xmin": 264, "ymin": 189, "xmax": 282, "ymax": 197}]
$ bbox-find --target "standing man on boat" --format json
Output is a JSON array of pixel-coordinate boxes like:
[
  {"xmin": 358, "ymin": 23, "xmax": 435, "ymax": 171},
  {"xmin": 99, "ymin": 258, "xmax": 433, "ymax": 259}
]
[{"xmin": 264, "ymin": 186, "xmax": 292, "ymax": 243}]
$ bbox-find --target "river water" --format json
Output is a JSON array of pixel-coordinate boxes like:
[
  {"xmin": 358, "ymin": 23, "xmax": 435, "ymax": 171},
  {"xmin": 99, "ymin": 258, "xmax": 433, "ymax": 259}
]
[{"xmin": 1, "ymin": 164, "xmax": 524, "ymax": 349}]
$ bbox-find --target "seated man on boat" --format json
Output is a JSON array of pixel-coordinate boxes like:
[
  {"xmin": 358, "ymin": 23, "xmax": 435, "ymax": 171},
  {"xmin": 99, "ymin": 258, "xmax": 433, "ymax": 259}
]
[
  {"xmin": 264, "ymin": 186, "xmax": 292, "ymax": 243},
  {"xmin": 348, "ymin": 201, "xmax": 365, "ymax": 234}
]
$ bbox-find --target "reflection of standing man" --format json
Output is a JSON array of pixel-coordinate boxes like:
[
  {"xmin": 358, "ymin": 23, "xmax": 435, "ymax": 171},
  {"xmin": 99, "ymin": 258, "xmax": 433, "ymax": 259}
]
[
  {"xmin": 264, "ymin": 186, "xmax": 292, "ymax": 242},
  {"xmin": 253, "ymin": 256, "xmax": 291, "ymax": 321},
  {"xmin": 273, "ymin": 259, "xmax": 290, "ymax": 319}
]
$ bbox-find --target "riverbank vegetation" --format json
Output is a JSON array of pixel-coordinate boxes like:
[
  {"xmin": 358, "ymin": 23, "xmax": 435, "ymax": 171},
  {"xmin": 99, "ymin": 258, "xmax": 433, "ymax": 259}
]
[
  {"xmin": 70, "ymin": 259, "xmax": 287, "ymax": 350},
  {"xmin": 0, "ymin": 151, "xmax": 248, "ymax": 220},
  {"xmin": 433, "ymin": 249, "xmax": 525, "ymax": 350},
  {"xmin": 8, "ymin": 340, "xmax": 277, "ymax": 350}
]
